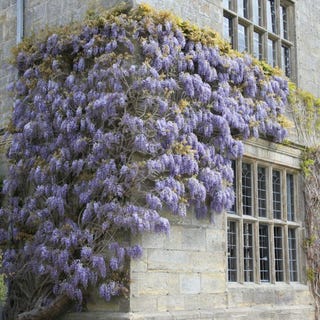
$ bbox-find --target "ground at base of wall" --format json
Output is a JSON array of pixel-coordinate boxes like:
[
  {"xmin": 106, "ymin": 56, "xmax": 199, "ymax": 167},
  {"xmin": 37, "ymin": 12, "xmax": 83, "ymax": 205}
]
[{"xmin": 62, "ymin": 305, "xmax": 315, "ymax": 320}]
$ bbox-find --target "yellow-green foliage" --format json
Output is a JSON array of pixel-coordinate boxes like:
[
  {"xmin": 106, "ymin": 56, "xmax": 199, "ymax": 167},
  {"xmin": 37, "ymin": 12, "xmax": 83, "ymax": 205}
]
[
  {"xmin": 0, "ymin": 253, "xmax": 6, "ymax": 301},
  {"xmin": 288, "ymin": 82, "xmax": 320, "ymax": 139},
  {"xmin": 301, "ymin": 147, "xmax": 318, "ymax": 177},
  {"xmin": 12, "ymin": 2, "xmax": 284, "ymax": 80},
  {"xmin": 307, "ymin": 267, "xmax": 315, "ymax": 282}
]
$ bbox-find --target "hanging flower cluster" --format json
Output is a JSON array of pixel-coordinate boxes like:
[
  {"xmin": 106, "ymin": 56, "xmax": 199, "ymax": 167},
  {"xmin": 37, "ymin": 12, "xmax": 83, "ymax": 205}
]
[{"xmin": 0, "ymin": 4, "xmax": 288, "ymax": 317}]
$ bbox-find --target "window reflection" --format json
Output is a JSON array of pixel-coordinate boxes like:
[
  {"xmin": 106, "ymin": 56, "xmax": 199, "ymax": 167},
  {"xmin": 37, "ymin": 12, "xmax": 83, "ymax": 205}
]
[
  {"xmin": 252, "ymin": 0, "xmax": 262, "ymax": 25},
  {"xmin": 281, "ymin": 46, "xmax": 290, "ymax": 77},
  {"xmin": 238, "ymin": 0, "xmax": 248, "ymax": 18},
  {"xmin": 223, "ymin": 0, "xmax": 232, "ymax": 10},
  {"xmin": 223, "ymin": 16, "xmax": 233, "ymax": 44},
  {"xmin": 280, "ymin": 5, "xmax": 288, "ymax": 39},
  {"xmin": 267, "ymin": 0, "xmax": 276, "ymax": 33},
  {"xmin": 268, "ymin": 38, "xmax": 276, "ymax": 66},
  {"xmin": 238, "ymin": 24, "xmax": 248, "ymax": 52},
  {"xmin": 253, "ymin": 32, "xmax": 263, "ymax": 60}
]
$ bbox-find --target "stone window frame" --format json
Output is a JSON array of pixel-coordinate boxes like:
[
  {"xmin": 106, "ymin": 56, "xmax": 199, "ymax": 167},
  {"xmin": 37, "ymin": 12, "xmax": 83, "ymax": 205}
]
[
  {"xmin": 227, "ymin": 157, "xmax": 301, "ymax": 284},
  {"xmin": 222, "ymin": 0, "xmax": 295, "ymax": 79}
]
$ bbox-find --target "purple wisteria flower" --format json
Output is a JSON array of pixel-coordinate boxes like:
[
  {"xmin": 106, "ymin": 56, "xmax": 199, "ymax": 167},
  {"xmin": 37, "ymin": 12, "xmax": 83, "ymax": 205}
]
[{"xmin": 1, "ymin": 5, "xmax": 289, "ymax": 315}]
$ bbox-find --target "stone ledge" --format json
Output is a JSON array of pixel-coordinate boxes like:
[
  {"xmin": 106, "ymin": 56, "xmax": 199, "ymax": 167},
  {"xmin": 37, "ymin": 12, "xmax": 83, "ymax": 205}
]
[{"xmin": 62, "ymin": 304, "xmax": 315, "ymax": 320}]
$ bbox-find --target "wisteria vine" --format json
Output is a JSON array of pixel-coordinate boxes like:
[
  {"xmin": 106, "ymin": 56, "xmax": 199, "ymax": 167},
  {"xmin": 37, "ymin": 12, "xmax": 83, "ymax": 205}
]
[{"xmin": 0, "ymin": 4, "xmax": 288, "ymax": 318}]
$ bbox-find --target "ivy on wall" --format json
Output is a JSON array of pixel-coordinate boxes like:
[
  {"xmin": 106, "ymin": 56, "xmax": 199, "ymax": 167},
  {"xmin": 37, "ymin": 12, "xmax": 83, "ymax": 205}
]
[
  {"xmin": 302, "ymin": 147, "xmax": 320, "ymax": 319},
  {"xmin": 0, "ymin": 3, "xmax": 289, "ymax": 319}
]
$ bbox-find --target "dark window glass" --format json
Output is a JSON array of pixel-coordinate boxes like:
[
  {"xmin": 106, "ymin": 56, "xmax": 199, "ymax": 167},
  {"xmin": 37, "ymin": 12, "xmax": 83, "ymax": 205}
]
[
  {"xmin": 280, "ymin": 5, "xmax": 288, "ymax": 39},
  {"xmin": 238, "ymin": 24, "xmax": 248, "ymax": 52},
  {"xmin": 253, "ymin": 32, "xmax": 263, "ymax": 60},
  {"xmin": 244, "ymin": 223, "xmax": 254, "ymax": 282},
  {"xmin": 281, "ymin": 45, "xmax": 290, "ymax": 77},
  {"xmin": 288, "ymin": 228, "xmax": 298, "ymax": 281},
  {"xmin": 268, "ymin": 38, "xmax": 276, "ymax": 67},
  {"xmin": 230, "ymin": 160, "xmax": 237, "ymax": 213},
  {"xmin": 242, "ymin": 163, "xmax": 252, "ymax": 215},
  {"xmin": 238, "ymin": 0, "xmax": 249, "ymax": 18},
  {"xmin": 223, "ymin": 16, "xmax": 233, "ymax": 45},
  {"xmin": 274, "ymin": 226, "xmax": 284, "ymax": 281},
  {"xmin": 259, "ymin": 224, "xmax": 270, "ymax": 282},
  {"xmin": 228, "ymin": 220, "xmax": 238, "ymax": 281},
  {"xmin": 258, "ymin": 166, "xmax": 267, "ymax": 217},
  {"xmin": 287, "ymin": 173, "xmax": 295, "ymax": 221},
  {"xmin": 223, "ymin": 0, "xmax": 232, "ymax": 10},
  {"xmin": 272, "ymin": 170, "xmax": 281, "ymax": 219},
  {"xmin": 267, "ymin": 0, "xmax": 276, "ymax": 33},
  {"xmin": 252, "ymin": 0, "xmax": 262, "ymax": 25}
]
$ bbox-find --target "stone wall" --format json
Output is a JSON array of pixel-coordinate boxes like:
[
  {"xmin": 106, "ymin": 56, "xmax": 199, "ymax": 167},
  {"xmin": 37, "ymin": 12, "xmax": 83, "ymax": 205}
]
[
  {"xmin": 129, "ymin": 213, "xmax": 227, "ymax": 318},
  {"xmin": 134, "ymin": 0, "xmax": 223, "ymax": 34},
  {"xmin": 0, "ymin": 1, "xmax": 318, "ymax": 319},
  {"xmin": 295, "ymin": 0, "xmax": 320, "ymax": 97},
  {"xmin": 64, "ymin": 206, "xmax": 314, "ymax": 320},
  {"xmin": 0, "ymin": 0, "xmax": 16, "ymax": 130}
]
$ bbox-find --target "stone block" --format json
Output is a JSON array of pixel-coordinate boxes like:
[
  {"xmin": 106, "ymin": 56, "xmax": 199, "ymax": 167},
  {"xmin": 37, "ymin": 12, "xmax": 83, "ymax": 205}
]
[
  {"xmin": 294, "ymin": 286, "xmax": 315, "ymax": 305},
  {"xmin": 180, "ymin": 273, "xmax": 201, "ymax": 294},
  {"xmin": 181, "ymin": 227, "xmax": 206, "ymax": 251},
  {"xmin": 147, "ymin": 248, "xmax": 190, "ymax": 271},
  {"xmin": 197, "ymin": 292, "xmax": 227, "ymax": 309},
  {"xmin": 253, "ymin": 287, "xmax": 276, "ymax": 306},
  {"xmin": 141, "ymin": 232, "xmax": 166, "ymax": 249},
  {"xmin": 227, "ymin": 286, "xmax": 254, "ymax": 307},
  {"xmin": 200, "ymin": 271, "xmax": 226, "ymax": 294},
  {"xmin": 206, "ymin": 228, "xmax": 226, "ymax": 252},
  {"xmin": 190, "ymin": 251, "xmax": 226, "ymax": 272},
  {"xmin": 183, "ymin": 294, "xmax": 200, "ymax": 311},
  {"xmin": 275, "ymin": 287, "xmax": 295, "ymax": 305},
  {"xmin": 130, "ymin": 295, "xmax": 157, "ymax": 312},
  {"xmin": 157, "ymin": 294, "xmax": 185, "ymax": 312},
  {"xmin": 131, "ymin": 271, "xmax": 179, "ymax": 296},
  {"xmin": 130, "ymin": 254, "xmax": 147, "ymax": 273}
]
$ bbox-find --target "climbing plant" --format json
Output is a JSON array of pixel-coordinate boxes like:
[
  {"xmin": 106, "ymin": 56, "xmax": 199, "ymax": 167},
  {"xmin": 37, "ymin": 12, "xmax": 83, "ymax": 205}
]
[
  {"xmin": 288, "ymin": 82, "xmax": 320, "ymax": 146},
  {"xmin": 302, "ymin": 147, "xmax": 320, "ymax": 319},
  {"xmin": 0, "ymin": 3, "xmax": 289, "ymax": 319}
]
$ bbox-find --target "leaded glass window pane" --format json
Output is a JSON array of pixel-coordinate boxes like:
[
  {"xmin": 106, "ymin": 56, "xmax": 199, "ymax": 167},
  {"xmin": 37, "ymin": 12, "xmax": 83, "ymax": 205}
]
[
  {"xmin": 258, "ymin": 166, "xmax": 267, "ymax": 217},
  {"xmin": 222, "ymin": 0, "xmax": 294, "ymax": 78},
  {"xmin": 242, "ymin": 163, "xmax": 252, "ymax": 215},
  {"xmin": 238, "ymin": 24, "xmax": 248, "ymax": 52},
  {"xmin": 280, "ymin": 5, "xmax": 288, "ymax": 39},
  {"xmin": 281, "ymin": 45, "xmax": 290, "ymax": 78},
  {"xmin": 252, "ymin": 0, "xmax": 262, "ymax": 26},
  {"xmin": 228, "ymin": 220, "xmax": 238, "ymax": 281},
  {"xmin": 230, "ymin": 160, "xmax": 237, "ymax": 213},
  {"xmin": 287, "ymin": 173, "xmax": 295, "ymax": 221},
  {"xmin": 223, "ymin": 16, "xmax": 233, "ymax": 44},
  {"xmin": 273, "ymin": 170, "xmax": 281, "ymax": 219},
  {"xmin": 244, "ymin": 223, "xmax": 254, "ymax": 282},
  {"xmin": 274, "ymin": 226, "xmax": 284, "ymax": 281},
  {"xmin": 223, "ymin": 0, "xmax": 231, "ymax": 9},
  {"xmin": 227, "ymin": 159, "xmax": 299, "ymax": 284},
  {"xmin": 238, "ymin": 0, "xmax": 248, "ymax": 18},
  {"xmin": 253, "ymin": 32, "xmax": 263, "ymax": 60},
  {"xmin": 259, "ymin": 224, "xmax": 270, "ymax": 282},
  {"xmin": 288, "ymin": 228, "xmax": 298, "ymax": 281},
  {"xmin": 267, "ymin": 38, "xmax": 276, "ymax": 67},
  {"xmin": 267, "ymin": 0, "xmax": 276, "ymax": 33}
]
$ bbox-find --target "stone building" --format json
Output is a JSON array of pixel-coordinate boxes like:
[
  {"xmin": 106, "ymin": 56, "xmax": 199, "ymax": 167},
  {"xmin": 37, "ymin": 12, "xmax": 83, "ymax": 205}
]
[{"xmin": 0, "ymin": 0, "xmax": 319, "ymax": 319}]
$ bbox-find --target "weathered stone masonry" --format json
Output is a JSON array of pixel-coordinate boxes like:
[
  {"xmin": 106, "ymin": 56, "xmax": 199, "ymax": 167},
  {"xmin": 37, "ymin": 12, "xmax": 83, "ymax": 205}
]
[{"xmin": 1, "ymin": 1, "xmax": 319, "ymax": 319}]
